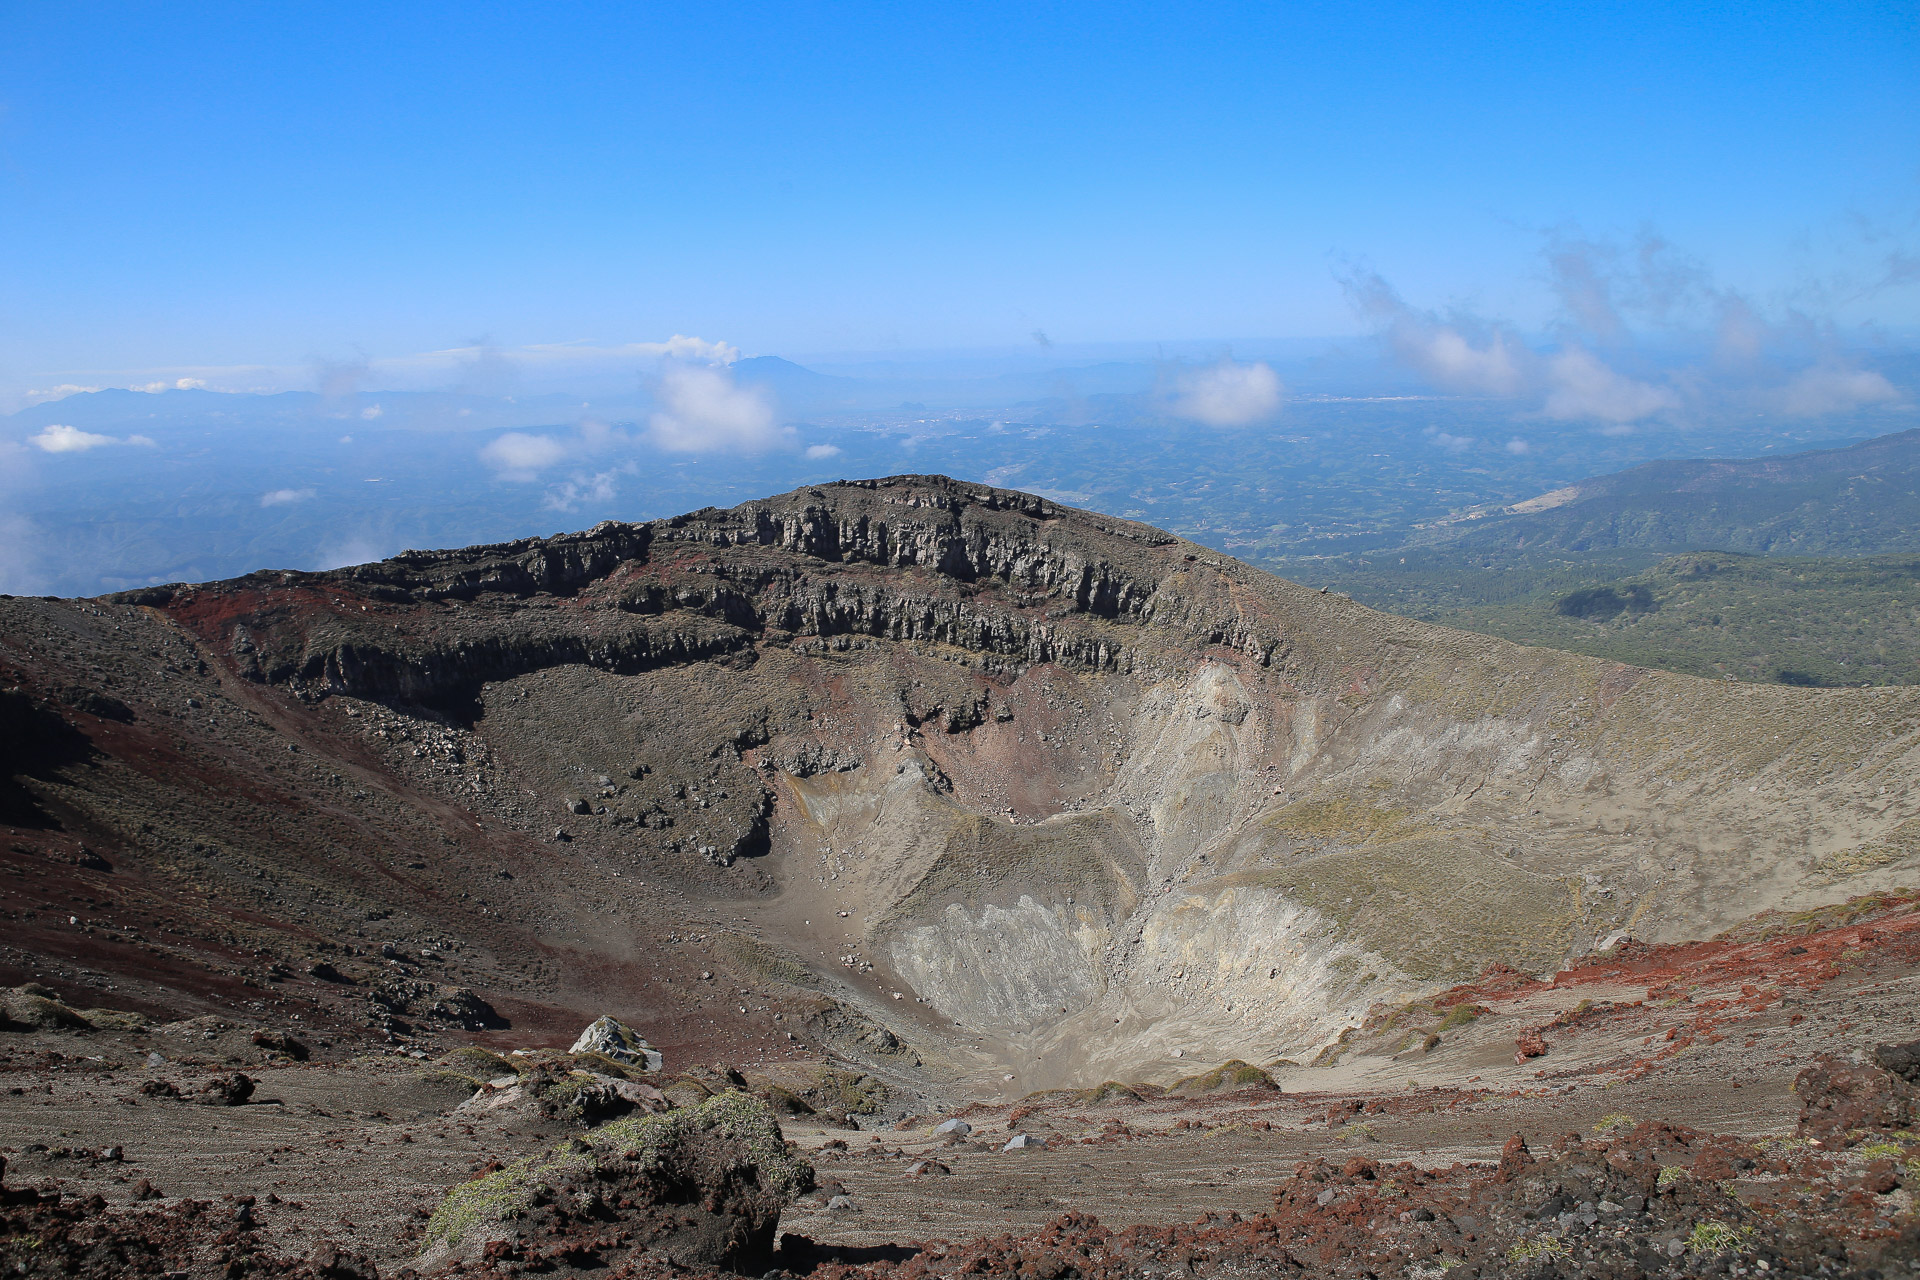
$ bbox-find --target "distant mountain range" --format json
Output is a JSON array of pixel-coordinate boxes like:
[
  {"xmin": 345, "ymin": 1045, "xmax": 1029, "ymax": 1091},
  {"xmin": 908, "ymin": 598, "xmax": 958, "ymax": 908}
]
[{"xmin": 1425, "ymin": 426, "xmax": 1920, "ymax": 557}]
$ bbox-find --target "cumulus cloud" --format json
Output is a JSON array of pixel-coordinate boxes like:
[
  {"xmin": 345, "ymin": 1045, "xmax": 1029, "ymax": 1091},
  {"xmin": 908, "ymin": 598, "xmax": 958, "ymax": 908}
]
[
  {"xmin": 30, "ymin": 424, "xmax": 155, "ymax": 452},
  {"xmin": 31, "ymin": 425, "xmax": 116, "ymax": 452},
  {"xmin": 1778, "ymin": 365, "xmax": 1901, "ymax": 416},
  {"xmin": 1505, "ymin": 438, "xmax": 1531, "ymax": 454},
  {"xmin": 1429, "ymin": 431, "xmax": 1475, "ymax": 451},
  {"xmin": 1170, "ymin": 360, "xmax": 1283, "ymax": 425},
  {"xmin": 647, "ymin": 364, "xmax": 780, "ymax": 452},
  {"xmin": 1542, "ymin": 347, "xmax": 1678, "ymax": 423},
  {"xmin": 805, "ymin": 443, "xmax": 843, "ymax": 459},
  {"xmin": 260, "ymin": 488, "xmax": 315, "ymax": 507},
  {"xmin": 480, "ymin": 431, "xmax": 571, "ymax": 480}
]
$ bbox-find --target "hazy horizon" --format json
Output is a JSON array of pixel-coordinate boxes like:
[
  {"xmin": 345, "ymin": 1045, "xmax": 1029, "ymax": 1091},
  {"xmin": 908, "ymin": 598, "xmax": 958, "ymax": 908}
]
[{"xmin": 3, "ymin": 2, "xmax": 1916, "ymax": 594}]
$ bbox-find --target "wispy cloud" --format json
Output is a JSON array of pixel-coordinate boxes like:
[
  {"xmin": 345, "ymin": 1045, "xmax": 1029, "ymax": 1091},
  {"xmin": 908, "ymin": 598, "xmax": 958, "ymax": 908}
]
[
  {"xmin": 16, "ymin": 335, "xmax": 747, "ymax": 409},
  {"xmin": 0, "ymin": 441, "xmax": 45, "ymax": 594},
  {"xmin": 260, "ymin": 488, "xmax": 315, "ymax": 507},
  {"xmin": 0, "ymin": 511, "xmax": 45, "ymax": 595},
  {"xmin": 805, "ymin": 443, "xmax": 843, "ymax": 459},
  {"xmin": 1170, "ymin": 360, "xmax": 1283, "ymax": 425},
  {"xmin": 543, "ymin": 470, "xmax": 621, "ymax": 512},
  {"xmin": 1341, "ymin": 271, "xmax": 1533, "ymax": 396},
  {"xmin": 1343, "ymin": 229, "xmax": 1906, "ymax": 426},
  {"xmin": 314, "ymin": 536, "xmax": 389, "ymax": 571}
]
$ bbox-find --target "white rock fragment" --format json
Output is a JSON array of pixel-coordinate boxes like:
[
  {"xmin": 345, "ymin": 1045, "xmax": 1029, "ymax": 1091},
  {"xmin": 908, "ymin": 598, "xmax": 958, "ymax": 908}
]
[{"xmin": 569, "ymin": 1015, "xmax": 664, "ymax": 1071}]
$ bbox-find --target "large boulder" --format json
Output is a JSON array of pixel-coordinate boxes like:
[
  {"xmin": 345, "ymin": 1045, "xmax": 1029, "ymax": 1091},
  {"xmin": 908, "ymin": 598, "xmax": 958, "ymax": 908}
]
[
  {"xmin": 569, "ymin": 1015, "xmax": 663, "ymax": 1071},
  {"xmin": 419, "ymin": 1091, "xmax": 813, "ymax": 1274}
]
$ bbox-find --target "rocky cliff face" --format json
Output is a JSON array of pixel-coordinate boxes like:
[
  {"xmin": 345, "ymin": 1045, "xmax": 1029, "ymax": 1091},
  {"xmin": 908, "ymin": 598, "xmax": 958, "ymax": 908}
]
[{"xmin": 4, "ymin": 475, "xmax": 1919, "ymax": 1094}]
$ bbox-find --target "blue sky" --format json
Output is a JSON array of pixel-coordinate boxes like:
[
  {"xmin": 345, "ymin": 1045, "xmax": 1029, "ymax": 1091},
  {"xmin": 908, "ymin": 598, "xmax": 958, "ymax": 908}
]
[{"xmin": 2, "ymin": 1, "xmax": 1916, "ymax": 396}]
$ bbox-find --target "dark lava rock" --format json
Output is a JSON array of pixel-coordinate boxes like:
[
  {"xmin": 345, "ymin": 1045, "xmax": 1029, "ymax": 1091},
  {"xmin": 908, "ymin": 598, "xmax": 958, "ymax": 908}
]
[
  {"xmin": 1874, "ymin": 1036, "xmax": 1920, "ymax": 1085},
  {"xmin": 193, "ymin": 1072, "xmax": 256, "ymax": 1106},
  {"xmin": 1796, "ymin": 1050, "xmax": 1916, "ymax": 1142}
]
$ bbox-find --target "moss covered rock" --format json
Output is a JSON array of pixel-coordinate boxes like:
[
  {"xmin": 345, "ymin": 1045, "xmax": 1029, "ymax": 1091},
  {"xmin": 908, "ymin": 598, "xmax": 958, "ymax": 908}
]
[
  {"xmin": 1168, "ymin": 1059, "xmax": 1278, "ymax": 1096},
  {"xmin": 420, "ymin": 1090, "xmax": 813, "ymax": 1273},
  {"xmin": 0, "ymin": 987, "xmax": 90, "ymax": 1031}
]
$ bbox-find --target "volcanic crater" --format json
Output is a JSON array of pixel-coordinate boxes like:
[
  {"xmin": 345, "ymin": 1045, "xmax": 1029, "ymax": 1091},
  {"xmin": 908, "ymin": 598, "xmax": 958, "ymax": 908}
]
[{"xmin": 3, "ymin": 473, "xmax": 1914, "ymax": 1101}]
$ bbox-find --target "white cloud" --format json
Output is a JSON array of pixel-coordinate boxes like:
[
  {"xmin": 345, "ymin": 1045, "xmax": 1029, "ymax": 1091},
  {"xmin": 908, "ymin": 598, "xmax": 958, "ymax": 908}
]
[
  {"xmin": 1778, "ymin": 366, "xmax": 1900, "ymax": 416},
  {"xmin": 1170, "ymin": 360, "xmax": 1283, "ymax": 425},
  {"xmin": 125, "ymin": 434, "xmax": 156, "ymax": 447},
  {"xmin": 1505, "ymin": 437, "xmax": 1531, "ymax": 454},
  {"xmin": 0, "ymin": 510, "xmax": 45, "ymax": 595},
  {"xmin": 647, "ymin": 364, "xmax": 780, "ymax": 452},
  {"xmin": 314, "ymin": 536, "xmax": 388, "ymax": 570},
  {"xmin": 8, "ymin": 336, "xmax": 746, "ymax": 409},
  {"xmin": 1542, "ymin": 347, "xmax": 1677, "ymax": 423},
  {"xmin": 360, "ymin": 404, "xmax": 383, "ymax": 420},
  {"xmin": 1431, "ymin": 431, "xmax": 1475, "ymax": 451},
  {"xmin": 480, "ymin": 431, "xmax": 571, "ymax": 480},
  {"xmin": 261, "ymin": 488, "xmax": 316, "ymax": 507},
  {"xmin": 1412, "ymin": 326, "xmax": 1532, "ymax": 396},
  {"xmin": 653, "ymin": 335, "xmax": 740, "ymax": 364},
  {"xmin": 361, "ymin": 334, "xmax": 743, "ymax": 392},
  {"xmin": 31, "ymin": 424, "xmax": 119, "ymax": 452},
  {"xmin": 23, "ymin": 384, "xmax": 102, "ymax": 404},
  {"xmin": 1342, "ymin": 269, "xmax": 1534, "ymax": 396},
  {"xmin": 805, "ymin": 443, "xmax": 843, "ymax": 459}
]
